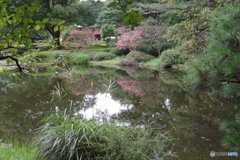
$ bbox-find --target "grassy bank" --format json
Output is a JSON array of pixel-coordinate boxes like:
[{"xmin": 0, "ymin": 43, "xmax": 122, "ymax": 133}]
[
  {"xmin": 0, "ymin": 142, "xmax": 37, "ymax": 160},
  {"xmin": 34, "ymin": 112, "xmax": 176, "ymax": 160}
]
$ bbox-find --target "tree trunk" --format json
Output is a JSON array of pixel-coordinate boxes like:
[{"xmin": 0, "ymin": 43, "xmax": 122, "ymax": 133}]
[
  {"xmin": 0, "ymin": 55, "xmax": 22, "ymax": 72},
  {"xmin": 53, "ymin": 30, "xmax": 61, "ymax": 49},
  {"xmin": 46, "ymin": 25, "xmax": 61, "ymax": 49}
]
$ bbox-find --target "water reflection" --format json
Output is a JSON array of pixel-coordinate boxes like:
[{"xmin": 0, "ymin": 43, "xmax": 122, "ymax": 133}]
[
  {"xmin": 76, "ymin": 93, "xmax": 133, "ymax": 123},
  {"xmin": 0, "ymin": 66, "xmax": 239, "ymax": 159}
]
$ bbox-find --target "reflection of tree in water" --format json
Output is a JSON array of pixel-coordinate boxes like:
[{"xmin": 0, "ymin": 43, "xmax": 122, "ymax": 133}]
[
  {"xmin": 0, "ymin": 72, "xmax": 55, "ymax": 142},
  {"xmin": 0, "ymin": 71, "xmax": 100, "ymax": 142},
  {"xmin": 109, "ymin": 70, "xmax": 240, "ymax": 159},
  {"xmin": 1, "ymin": 66, "xmax": 240, "ymax": 158},
  {"xmin": 65, "ymin": 74, "xmax": 100, "ymax": 96}
]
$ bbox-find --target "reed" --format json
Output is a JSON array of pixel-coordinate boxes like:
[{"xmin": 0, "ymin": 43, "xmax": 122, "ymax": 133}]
[{"xmin": 34, "ymin": 111, "xmax": 176, "ymax": 160}]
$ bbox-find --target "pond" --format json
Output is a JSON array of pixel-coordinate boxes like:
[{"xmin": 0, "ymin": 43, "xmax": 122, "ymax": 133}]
[{"xmin": 0, "ymin": 65, "xmax": 239, "ymax": 159}]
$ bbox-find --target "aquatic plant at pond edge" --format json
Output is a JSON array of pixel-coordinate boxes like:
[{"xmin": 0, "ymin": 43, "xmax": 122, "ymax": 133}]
[
  {"xmin": 70, "ymin": 54, "xmax": 89, "ymax": 65},
  {"xmin": 59, "ymin": 68, "xmax": 75, "ymax": 82},
  {"xmin": 103, "ymin": 80, "xmax": 116, "ymax": 93},
  {"xmin": 34, "ymin": 112, "xmax": 176, "ymax": 160},
  {"xmin": 50, "ymin": 82, "xmax": 67, "ymax": 99}
]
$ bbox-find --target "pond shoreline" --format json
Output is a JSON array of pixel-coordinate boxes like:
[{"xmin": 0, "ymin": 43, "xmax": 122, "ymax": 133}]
[
  {"xmin": 91, "ymin": 62, "xmax": 157, "ymax": 67},
  {"xmin": 0, "ymin": 60, "xmax": 159, "ymax": 70}
]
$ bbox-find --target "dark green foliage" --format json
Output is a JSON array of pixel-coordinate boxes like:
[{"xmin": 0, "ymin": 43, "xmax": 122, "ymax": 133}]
[
  {"xmin": 187, "ymin": 4, "xmax": 240, "ymax": 84},
  {"xmin": 92, "ymin": 52, "xmax": 116, "ymax": 61},
  {"xmin": 126, "ymin": 51, "xmax": 154, "ymax": 62},
  {"xmin": 158, "ymin": 48, "xmax": 187, "ymax": 68},
  {"xmin": 96, "ymin": 8, "xmax": 124, "ymax": 27},
  {"xmin": 80, "ymin": 0, "xmax": 104, "ymax": 26},
  {"xmin": 101, "ymin": 24, "xmax": 116, "ymax": 41},
  {"xmin": 110, "ymin": 47, "xmax": 130, "ymax": 56},
  {"xmin": 34, "ymin": 113, "xmax": 175, "ymax": 160},
  {"xmin": 137, "ymin": 45, "xmax": 158, "ymax": 57},
  {"xmin": 29, "ymin": 30, "xmax": 49, "ymax": 42},
  {"xmin": 206, "ymin": 4, "xmax": 240, "ymax": 82},
  {"xmin": 220, "ymin": 113, "xmax": 240, "ymax": 151}
]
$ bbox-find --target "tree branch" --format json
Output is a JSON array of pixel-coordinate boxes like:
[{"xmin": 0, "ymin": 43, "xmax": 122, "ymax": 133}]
[{"xmin": 0, "ymin": 55, "xmax": 22, "ymax": 72}]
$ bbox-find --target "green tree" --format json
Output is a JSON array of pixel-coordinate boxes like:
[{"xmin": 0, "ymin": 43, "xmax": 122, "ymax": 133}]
[
  {"xmin": 220, "ymin": 113, "xmax": 240, "ymax": 151},
  {"xmin": 186, "ymin": 4, "xmax": 240, "ymax": 85},
  {"xmin": 101, "ymin": 24, "xmax": 116, "ymax": 42},
  {"xmin": 0, "ymin": 0, "xmax": 47, "ymax": 71},
  {"xmin": 33, "ymin": 0, "xmax": 93, "ymax": 48},
  {"xmin": 80, "ymin": 0, "xmax": 104, "ymax": 26},
  {"xmin": 97, "ymin": 7, "xmax": 124, "ymax": 27},
  {"xmin": 107, "ymin": 0, "xmax": 143, "ymax": 30}
]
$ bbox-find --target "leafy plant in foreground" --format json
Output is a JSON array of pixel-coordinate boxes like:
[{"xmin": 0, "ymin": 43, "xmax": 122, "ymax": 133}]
[{"xmin": 34, "ymin": 112, "xmax": 176, "ymax": 160}]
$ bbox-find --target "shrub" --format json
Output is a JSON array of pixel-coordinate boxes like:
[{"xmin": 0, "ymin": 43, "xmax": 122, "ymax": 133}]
[
  {"xmin": 126, "ymin": 51, "xmax": 154, "ymax": 62},
  {"xmin": 92, "ymin": 52, "xmax": 116, "ymax": 61},
  {"xmin": 34, "ymin": 113, "xmax": 175, "ymax": 160},
  {"xmin": 70, "ymin": 54, "xmax": 89, "ymax": 65},
  {"xmin": 101, "ymin": 24, "xmax": 116, "ymax": 42},
  {"xmin": 110, "ymin": 47, "xmax": 130, "ymax": 56},
  {"xmin": 158, "ymin": 48, "xmax": 187, "ymax": 68},
  {"xmin": 64, "ymin": 28, "xmax": 96, "ymax": 49},
  {"xmin": 137, "ymin": 45, "xmax": 159, "ymax": 57},
  {"xmin": 118, "ymin": 60, "xmax": 139, "ymax": 66}
]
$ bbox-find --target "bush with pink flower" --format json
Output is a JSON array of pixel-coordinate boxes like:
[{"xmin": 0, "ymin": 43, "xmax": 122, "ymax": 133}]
[
  {"xmin": 115, "ymin": 27, "xmax": 143, "ymax": 51},
  {"xmin": 64, "ymin": 28, "xmax": 96, "ymax": 50}
]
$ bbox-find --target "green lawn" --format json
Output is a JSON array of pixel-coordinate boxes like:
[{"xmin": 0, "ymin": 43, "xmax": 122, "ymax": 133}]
[{"xmin": 0, "ymin": 143, "xmax": 37, "ymax": 160}]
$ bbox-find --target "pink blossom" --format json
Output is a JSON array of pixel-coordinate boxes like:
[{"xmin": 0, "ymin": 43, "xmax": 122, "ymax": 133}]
[
  {"xmin": 64, "ymin": 28, "xmax": 96, "ymax": 49},
  {"xmin": 115, "ymin": 27, "xmax": 143, "ymax": 51}
]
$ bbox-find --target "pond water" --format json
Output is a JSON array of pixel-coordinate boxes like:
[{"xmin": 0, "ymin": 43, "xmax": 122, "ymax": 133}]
[{"xmin": 0, "ymin": 65, "xmax": 239, "ymax": 159}]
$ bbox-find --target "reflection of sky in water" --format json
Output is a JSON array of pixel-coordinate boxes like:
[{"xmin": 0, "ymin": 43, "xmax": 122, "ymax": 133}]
[{"xmin": 76, "ymin": 93, "xmax": 133, "ymax": 122}]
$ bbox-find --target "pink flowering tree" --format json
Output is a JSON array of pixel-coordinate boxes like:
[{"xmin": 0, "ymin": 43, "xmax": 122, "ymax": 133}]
[
  {"xmin": 64, "ymin": 28, "xmax": 96, "ymax": 50},
  {"xmin": 115, "ymin": 27, "xmax": 143, "ymax": 51},
  {"xmin": 116, "ymin": 76, "xmax": 144, "ymax": 97},
  {"xmin": 115, "ymin": 21, "xmax": 165, "ymax": 55}
]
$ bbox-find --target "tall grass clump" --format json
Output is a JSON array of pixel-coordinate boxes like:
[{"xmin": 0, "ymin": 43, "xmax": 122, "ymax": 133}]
[
  {"xmin": 126, "ymin": 51, "xmax": 154, "ymax": 62},
  {"xmin": 0, "ymin": 141, "xmax": 37, "ymax": 160},
  {"xmin": 70, "ymin": 54, "xmax": 89, "ymax": 65},
  {"xmin": 92, "ymin": 52, "xmax": 116, "ymax": 61},
  {"xmin": 34, "ymin": 112, "xmax": 176, "ymax": 160}
]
